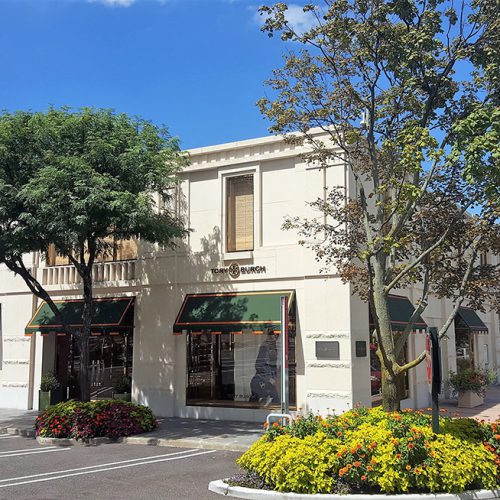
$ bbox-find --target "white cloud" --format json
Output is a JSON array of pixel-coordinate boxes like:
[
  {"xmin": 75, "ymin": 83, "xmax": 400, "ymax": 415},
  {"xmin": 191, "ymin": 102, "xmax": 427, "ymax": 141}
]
[
  {"xmin": 253, "ymin": 4, "xmax": 318, "ymax": 34},
  {"xmin": 88, "ymin": 0, "xmax": 136, "ymax": 7}
]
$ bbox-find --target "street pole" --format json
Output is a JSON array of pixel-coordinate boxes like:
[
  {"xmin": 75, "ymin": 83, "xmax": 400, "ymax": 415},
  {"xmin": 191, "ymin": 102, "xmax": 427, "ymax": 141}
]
[
  {"xmin": 428, "ymin": 327, "xmax": 441, "ymax": 433},
  {"xmin": 280, "ymin": 295, "xmax": 289, "ymax": 416}
]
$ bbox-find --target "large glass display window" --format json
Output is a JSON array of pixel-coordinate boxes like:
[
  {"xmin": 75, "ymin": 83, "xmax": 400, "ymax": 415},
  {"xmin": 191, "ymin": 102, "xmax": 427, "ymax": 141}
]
[{"xmin": 186, "ymin": 331, "xmax": 296, "ymax": 409}]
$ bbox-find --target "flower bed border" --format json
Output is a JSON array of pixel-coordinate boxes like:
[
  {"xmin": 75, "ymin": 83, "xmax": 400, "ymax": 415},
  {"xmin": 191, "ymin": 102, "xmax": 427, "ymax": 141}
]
[{"xmin": 208, "ymin": 480, "xmax": 500, "ymax": 500}]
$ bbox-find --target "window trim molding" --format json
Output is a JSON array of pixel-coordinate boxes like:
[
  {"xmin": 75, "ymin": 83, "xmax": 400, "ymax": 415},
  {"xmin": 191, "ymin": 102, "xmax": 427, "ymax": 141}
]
[{"xmin": 219, "ymin": 164, "xmax": 260, "ymax": 256}]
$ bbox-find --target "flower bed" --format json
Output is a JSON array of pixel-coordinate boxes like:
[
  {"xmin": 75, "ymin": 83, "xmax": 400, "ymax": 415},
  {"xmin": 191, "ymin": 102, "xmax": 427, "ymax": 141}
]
[
  {"xmin": 229, "ymin": 407, "xmax": 500, "ymax": 495},
  {"xmin": 35, "ymin": 400, "xmax": 157, "ymax": 441}
]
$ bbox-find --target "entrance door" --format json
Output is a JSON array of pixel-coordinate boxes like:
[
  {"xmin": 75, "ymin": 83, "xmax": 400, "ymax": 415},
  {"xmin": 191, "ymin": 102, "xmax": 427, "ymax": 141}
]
[
  {"xmin": 455, "ymin": 325, "xmax": 474, "ymax": 371},
  {"xmin": 60, "ymin": 333, "xmax": 133, "ymax": 400}
]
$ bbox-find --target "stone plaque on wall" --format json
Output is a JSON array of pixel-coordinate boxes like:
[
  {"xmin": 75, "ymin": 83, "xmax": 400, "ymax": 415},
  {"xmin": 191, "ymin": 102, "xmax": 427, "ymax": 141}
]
[
  {"xmin": 315, "ymin": 341, "xmax": 340, "ymax": 360},
  {"xmin": 355, "ymin": 341, "xmax": 367, "ymax": 357}
]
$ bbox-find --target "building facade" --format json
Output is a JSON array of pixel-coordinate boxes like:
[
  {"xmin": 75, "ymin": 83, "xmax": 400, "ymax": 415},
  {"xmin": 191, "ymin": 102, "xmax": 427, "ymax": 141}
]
[{"xmin": 0, "ymin": 133, "xmax": 498, "ymax": 421}]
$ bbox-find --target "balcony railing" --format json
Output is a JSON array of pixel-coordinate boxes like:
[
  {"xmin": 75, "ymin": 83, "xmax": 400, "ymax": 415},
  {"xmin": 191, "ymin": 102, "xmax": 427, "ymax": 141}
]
[{"xmin": 42, "ymin": 261, "xmax": 137, "ymax": 286}]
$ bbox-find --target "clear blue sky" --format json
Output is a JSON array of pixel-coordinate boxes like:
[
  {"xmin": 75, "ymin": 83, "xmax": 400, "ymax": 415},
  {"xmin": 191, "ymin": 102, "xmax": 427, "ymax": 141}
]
[{"xmin": 0, "ymin": 0, "xmax": 307, "ymax": 149}]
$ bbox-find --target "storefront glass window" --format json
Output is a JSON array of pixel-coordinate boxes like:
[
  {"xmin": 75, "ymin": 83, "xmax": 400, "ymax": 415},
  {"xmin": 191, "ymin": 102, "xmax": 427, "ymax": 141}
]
[
  {"xmin": 187, "ymin": 331, "xmax": 296, "ymax": 408},
  {"xmin": 60, "ymin": 332, "xmax": 133, "ymax": 400}
]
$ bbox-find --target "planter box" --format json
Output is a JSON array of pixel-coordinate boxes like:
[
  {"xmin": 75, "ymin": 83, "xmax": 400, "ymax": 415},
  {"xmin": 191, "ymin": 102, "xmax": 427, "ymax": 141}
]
[
  {"xmin": 112, "ymin": 393, "xmax": 131, "ymax": 402},
  {"xmin": 458, "ymin": 390, "xmax": 484, "ymax": 408},
  {"xmin": 208, "ymin": 480, "xmax": 500, "ymax": 499},
  {"xmin": 39, "ymin": 389, "xmax": 65, "ymax": 411}
]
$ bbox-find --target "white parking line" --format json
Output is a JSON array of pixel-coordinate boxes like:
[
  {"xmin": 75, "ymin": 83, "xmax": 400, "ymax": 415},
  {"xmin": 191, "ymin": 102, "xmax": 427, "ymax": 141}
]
[
  {"xmin": 0, "ymin": 448, "xmax": 70, "ymax": 458},
  {"xmin": 0, "ymin": 435, "xmax": 19, "ymax": 439},
  {"xmin": 0, "ymin": 446, "xmax": 58, "ymax": 455},
  {"xmin": 0, "ymin": 448, "xmax": 200, "ymax": 483},
  {"xmin": 0, "ymin": 449, "xmax": 216, "ymax": 489}
]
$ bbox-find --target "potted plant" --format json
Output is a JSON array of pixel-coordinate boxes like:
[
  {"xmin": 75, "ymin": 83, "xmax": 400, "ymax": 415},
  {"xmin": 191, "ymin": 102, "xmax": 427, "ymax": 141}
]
[
  {"xmin": 112, "ymin": 376, "xmax": 132, "ymax": 402},
  {"xmin": 39, "ymin": 372, "xmax": 64, "ymax": 410},
  {"xmin": 448, "ymin": 367, "xmax": 497, "ymax": 408}
]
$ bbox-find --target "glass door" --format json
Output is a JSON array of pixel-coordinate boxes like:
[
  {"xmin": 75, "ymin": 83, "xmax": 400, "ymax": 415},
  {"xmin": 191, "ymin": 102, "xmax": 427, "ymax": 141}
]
[{"xmin": 67, "ymin": 333, "xmax": 133, "ymax": 400}]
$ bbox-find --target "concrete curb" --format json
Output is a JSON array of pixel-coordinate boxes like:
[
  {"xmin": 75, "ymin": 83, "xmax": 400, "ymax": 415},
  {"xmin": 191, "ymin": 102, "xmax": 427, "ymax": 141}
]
[
  {"xmin": 36, "ymin": 436, "xmax": 115, "ymax": 447},
  {"xmin": 208, "ymin": 481, "xmax": 500, "ymax": 500},
  {"xmin": 0, "ymin": 427, "xmax": 35, "ymax": 438},
  {"xmin": 1, "ymin": 426, "xmax": 252, "ymax": 452},
  {"xmin": 122, "ymin": 435, "xmax": 250, "ymax": 452}
]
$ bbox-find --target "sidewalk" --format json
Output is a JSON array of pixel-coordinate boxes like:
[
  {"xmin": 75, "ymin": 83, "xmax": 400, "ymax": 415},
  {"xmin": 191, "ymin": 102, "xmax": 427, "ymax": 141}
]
[
  {"xmin": 123, "ymin": 417, "xmax": 263, "ymax": 452},
  {"xmin": 436, "ymin": 385, "xmax": 500, "ymax": 421},
  {"xmin": 0, "ymin": 408, "xmax": 38, "ymax": 437}
]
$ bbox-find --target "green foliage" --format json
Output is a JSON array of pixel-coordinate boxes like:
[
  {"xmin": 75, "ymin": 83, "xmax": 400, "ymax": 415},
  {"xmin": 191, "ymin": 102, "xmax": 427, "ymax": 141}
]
[
  {"xmin": 40, "ymin": 372, "xmax": 60, "ymax": 392},
  {"xmin": 448, "ymin": 367, "xmax": 497, "ymax": 396},
  {"xmin": 14, "ymin": 107, "xmax": 187, "ymax": 257},
  {"xmin": 235, "ymin": 407, "xmax": 499, "ymax": 494},
  {"xmin": 113, "ymin": 376, "xmax": 131, "ymax": 394},
  {"xmin": 419, "ymin": 434, "xmax": 497, "ymax": 492},
  {"xmin": 440, "ymin": 418, "xmax": 487, "ymax": 442},
  {"xmin": 0, "ymin": 107, "xmax": 187, "ymax": 402},
  {"xmin": 238, "ymin": 434, "xmax": 339, "ymax": 494}
]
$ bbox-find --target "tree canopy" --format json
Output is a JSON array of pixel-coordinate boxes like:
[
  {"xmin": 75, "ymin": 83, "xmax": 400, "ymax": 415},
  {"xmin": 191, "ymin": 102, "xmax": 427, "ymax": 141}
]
[
  {"xmin": 0, "ymin": 107, "xmax": 187, "ymax": 401},
  {"xmin": 258, "ymin": 0, "xmax": 500, "ymax": 409}
]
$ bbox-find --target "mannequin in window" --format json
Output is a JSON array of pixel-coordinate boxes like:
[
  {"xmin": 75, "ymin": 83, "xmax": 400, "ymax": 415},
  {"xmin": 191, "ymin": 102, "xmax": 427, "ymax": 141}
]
[{"xmin": 249, "ymin": 331, "xmax": 279, "ymax": 405}]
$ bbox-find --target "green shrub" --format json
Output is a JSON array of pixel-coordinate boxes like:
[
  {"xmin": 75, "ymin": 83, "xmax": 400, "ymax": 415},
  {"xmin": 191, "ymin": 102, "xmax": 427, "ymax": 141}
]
[
  {"xmin": 238, "ymin": 434, "xmax": 339, "ymax": 494},
  {"xmin": 418, "ymin": 434, "xmax": 497, "ymax": 492},
  {"xmin": 440, "ymin": 418, "xmax": 487, "ymax": 442},
  {"xmin": 113, "ymin": 376, "xmax": 131, "ymax": 393},
  {"xmin": 35, "ymin": 400, "xmax": 157, "ymax": 440},
  {"xmin": 40, "ymin": 372, "xmax": 60, "ymax": 392},
  {"xmin": 235, "ymin": 408, "xmax": 500, "ymax": 494}
]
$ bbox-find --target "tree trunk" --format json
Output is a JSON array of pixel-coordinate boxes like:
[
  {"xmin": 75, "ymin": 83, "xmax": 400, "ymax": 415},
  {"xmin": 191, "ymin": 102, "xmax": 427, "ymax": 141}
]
[
  {"xmin": 381, "ymin": 367, "xmax": 401, "ymax": 411},
  {"xmin": 78, "ymin": 335, "xmax": 90, "ymax": 402},
  {"xmin": 79, "ymin": 270, "xmax": 93, "ymax": 403},
  {"xmin": 372, "ymin": 256, "xmax": 403, "ymax": 411}
]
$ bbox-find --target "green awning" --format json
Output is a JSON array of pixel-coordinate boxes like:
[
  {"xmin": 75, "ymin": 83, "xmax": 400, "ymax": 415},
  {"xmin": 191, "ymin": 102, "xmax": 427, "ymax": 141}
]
[
  {"xmin": 456, "ymin": 306, "xmax": 488, "ymax": 334},
  {"xmin": 173, "ymin": 290, "xmax": 294, "ymax": 335},
  {"xmin": 25, "ymin": 297, "xmax": 134, "ymax": 335},
  {"xmin": 369, "ymin": 295, "xmax": 428, "ymax": 333}
]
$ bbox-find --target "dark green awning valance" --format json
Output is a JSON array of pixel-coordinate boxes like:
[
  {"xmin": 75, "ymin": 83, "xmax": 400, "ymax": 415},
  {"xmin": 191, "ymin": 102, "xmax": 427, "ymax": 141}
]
[
  {"xmin": 173, "ymin": 290, "xmax": 294, "ymax": 335},
  {"xmin": 456, "ymin": 306, "xmax": 488, "ymax": 334},
  {"xmin": 385, "ymin": 295, "xmax": 428, "ymax": 333},
  {"xmin": 25, "ymin": 297, "xmax": 134, "ymax": 335}
]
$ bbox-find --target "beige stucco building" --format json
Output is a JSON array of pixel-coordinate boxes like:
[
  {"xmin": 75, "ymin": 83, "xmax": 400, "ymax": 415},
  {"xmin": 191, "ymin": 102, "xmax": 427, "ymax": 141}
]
[{"xmin": 0, "ymin": 133, "xmax": 498, "ymax": 421}]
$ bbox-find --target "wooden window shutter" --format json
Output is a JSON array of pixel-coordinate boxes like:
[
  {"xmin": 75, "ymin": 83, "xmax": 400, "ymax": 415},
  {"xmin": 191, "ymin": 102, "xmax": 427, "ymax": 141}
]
[
  {"xmin": 116, "ymin": 238, "xmax": 138, "ymax": 261},
  {"xmin": 47, "ymin": 244, "xmax": 70, "ymax": 266},
  {"xmin": 226, "ymin": 175, "xmax": 254, "ymax": 252}
]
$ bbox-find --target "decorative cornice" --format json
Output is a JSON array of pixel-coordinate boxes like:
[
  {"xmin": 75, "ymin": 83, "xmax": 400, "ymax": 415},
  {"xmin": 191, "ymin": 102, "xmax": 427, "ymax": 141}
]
[
  {"xmin": 306, "ymin": 390, "xmax": 352, "ymax": 400},
  {"xmin": 306, "ymin": 332, "xmax": 350, "ymax": 339},
  {"xmin": 306, "ymin": 361, "xmax": 351, "ymax": 369},
  {"xmin": 1, "ymin": 382, "xmax": 28, "ymax": 388},
  {"xmin": 3, "ymin": 336, "xmax": 30, "ymax": 343},
  {"xmin": 186, "ymin": 130, "xmax": 343, "ymax": 172}
]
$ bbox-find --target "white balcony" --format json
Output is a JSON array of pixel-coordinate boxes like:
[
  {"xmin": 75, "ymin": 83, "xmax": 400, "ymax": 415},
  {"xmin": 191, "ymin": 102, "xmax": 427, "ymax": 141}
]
[{"xmin": 42, "ymin": 261, "xmax": 137, "ymax": 286}]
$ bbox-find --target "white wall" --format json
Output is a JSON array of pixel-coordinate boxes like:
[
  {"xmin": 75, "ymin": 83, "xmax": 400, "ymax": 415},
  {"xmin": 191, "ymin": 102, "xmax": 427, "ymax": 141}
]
[{"xmin": 0, "ymin": 265, "xmax": 35, "ymax": 409}]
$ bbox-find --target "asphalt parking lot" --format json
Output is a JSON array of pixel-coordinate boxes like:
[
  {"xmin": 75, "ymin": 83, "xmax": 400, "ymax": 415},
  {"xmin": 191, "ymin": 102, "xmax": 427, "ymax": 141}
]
[{"xmin": 0, "ymin": 434, "xmax": 240, "ymax": 499}]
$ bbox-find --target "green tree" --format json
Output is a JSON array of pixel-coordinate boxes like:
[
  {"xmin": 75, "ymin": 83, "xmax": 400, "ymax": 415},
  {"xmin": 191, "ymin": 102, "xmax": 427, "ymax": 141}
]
[
  {"xmin": 0, "ymin": 108, "xmax": 187, "ymax": 402},
  {"xmin": 258, "ymin": 0, "xmax": 500, "ymax": 410}
]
